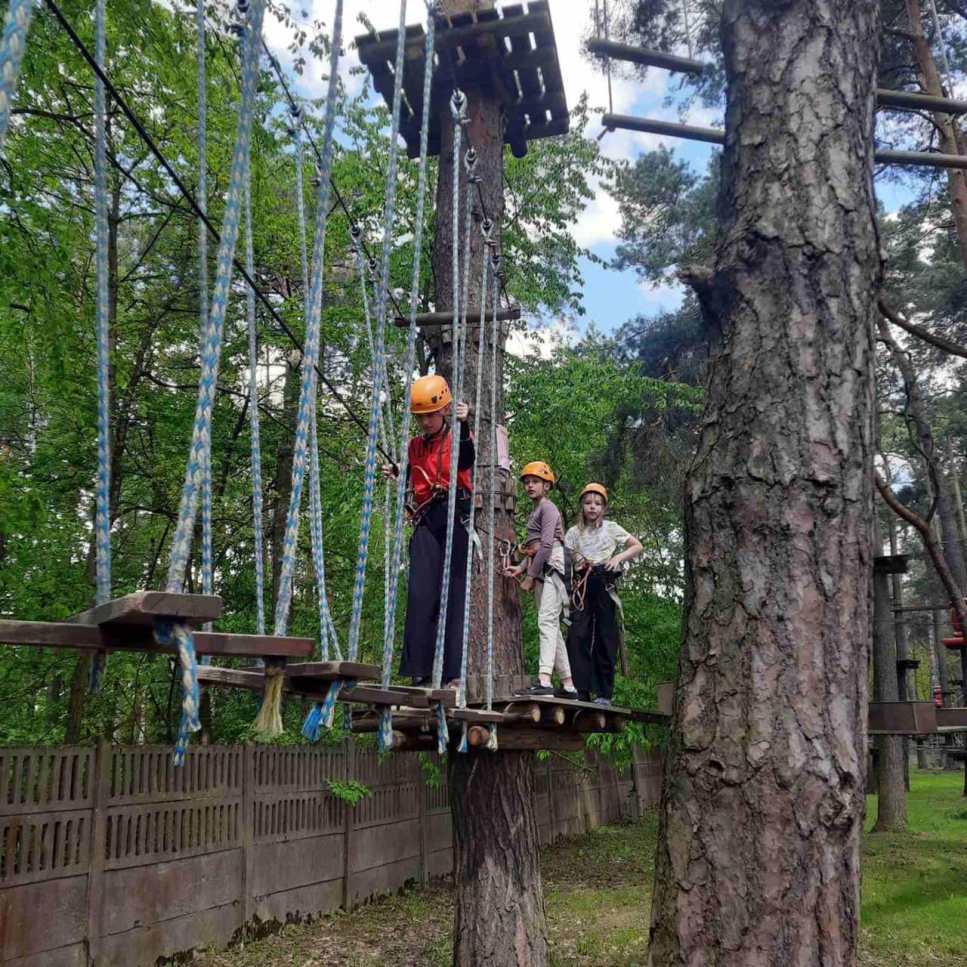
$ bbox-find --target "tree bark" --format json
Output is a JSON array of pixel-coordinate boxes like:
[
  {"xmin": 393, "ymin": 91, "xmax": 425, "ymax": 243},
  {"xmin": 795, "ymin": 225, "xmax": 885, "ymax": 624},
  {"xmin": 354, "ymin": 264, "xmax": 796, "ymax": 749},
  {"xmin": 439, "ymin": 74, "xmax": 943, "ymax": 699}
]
[
  {"xmin": 427, "ymin": 3, "xmax": 546, "ymax": 963},
  {"xmin": 649, "ymin": 2, "xmax": 881, "ymax": 964},
  {"xmin": 872, "ymin": 560, "xmax": 907, "ymax": 831}
]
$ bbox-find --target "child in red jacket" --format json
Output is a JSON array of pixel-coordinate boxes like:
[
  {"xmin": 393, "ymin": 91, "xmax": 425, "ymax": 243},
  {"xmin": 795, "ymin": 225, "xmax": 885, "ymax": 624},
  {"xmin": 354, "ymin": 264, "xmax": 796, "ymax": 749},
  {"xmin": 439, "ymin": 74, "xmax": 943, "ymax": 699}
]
[{"xmin": 383, "ymin": 375, "xmax": 473, "ymax": 687}]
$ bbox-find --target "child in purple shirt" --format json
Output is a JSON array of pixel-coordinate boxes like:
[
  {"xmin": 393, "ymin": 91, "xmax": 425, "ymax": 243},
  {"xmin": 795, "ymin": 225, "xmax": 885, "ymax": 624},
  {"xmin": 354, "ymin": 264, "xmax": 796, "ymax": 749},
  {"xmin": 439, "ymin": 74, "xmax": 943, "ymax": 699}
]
[{"xmin": 502, "ymin": 462, "xmax": 577, "ymax": 698}]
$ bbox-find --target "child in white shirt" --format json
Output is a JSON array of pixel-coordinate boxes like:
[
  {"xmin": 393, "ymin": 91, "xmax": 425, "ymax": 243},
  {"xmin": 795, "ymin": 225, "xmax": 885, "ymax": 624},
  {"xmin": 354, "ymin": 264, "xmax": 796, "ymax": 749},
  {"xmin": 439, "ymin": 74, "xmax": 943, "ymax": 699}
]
[{"xmin": 564, "ymin": 484, "xmax": 642, "ymax": 705}]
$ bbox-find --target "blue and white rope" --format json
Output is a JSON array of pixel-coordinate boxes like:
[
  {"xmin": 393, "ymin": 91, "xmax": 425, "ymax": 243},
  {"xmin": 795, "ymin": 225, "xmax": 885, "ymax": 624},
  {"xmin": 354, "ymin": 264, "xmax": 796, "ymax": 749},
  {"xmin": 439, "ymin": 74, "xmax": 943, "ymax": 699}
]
[
  {"xmin": 346, "ymin": 253, "xmax": 388, "ymax": 664},
  {"xmin": 347, "ymin": 0, "xmax": 407, "ymax": 667},
  {"xmin": 268, "ymin": 0, "xmax": 342, "ymax": 640},
  {"xmin": 197, "ymin": 0, "xmax": 213, "ymax": 651},
  {"xmin": 89, "ymin": 0, "xmax": 110, "ymax": 694},
  {"xmin": 161, "ymin": 0, "xmax": 265, "ymax": 763},
  {"xmin": 302, "ymin": 678, "xmax": 357, "ymax": 742},
  {"xmin": 244, "ymin": 174, "xmax": 266, "ymax": 636},
  {"xmin": 430, "ymin": 89, "xmax": 467, "ymax": 693},
  {"xmin": 485, "ymin": 261, "xmax": 500, "ymax": 751},
  {"xmin": 0, "ymin": 0, "xmax": 34, "ymax": 150},
  {"xmin": 293, "ymin": 115, "xmax": 340, "ymax": 663},
  {"xmin": 454, "ymin": 225, "xmax": 491, "ymax": 725},
  {"xmin": 378, "ymin": 2, "xmax": 438, "ymax": 753},
  {"xmin": 256, "ymin": 0, "xmax": 343, "ymax": 741},
  {"xmin": 165, "ymin": 0, "xmax": 264, "ymax": 594}
]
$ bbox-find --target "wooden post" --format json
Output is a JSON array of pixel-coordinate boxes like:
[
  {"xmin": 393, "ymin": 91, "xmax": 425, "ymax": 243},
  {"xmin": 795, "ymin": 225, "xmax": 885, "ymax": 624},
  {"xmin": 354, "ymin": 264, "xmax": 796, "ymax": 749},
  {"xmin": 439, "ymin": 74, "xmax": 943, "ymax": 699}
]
[{"xmin": 85, "ymin": 740, "xmax": 111, "ymax": 965}]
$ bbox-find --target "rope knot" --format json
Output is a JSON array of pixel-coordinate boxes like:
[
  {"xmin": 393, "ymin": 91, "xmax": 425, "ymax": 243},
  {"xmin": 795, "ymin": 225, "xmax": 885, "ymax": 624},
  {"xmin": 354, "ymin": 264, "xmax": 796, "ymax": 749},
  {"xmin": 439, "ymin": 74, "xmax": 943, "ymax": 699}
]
[
  {"xmin": 482, "ymin": 217, "xmax": 493, "ymax": 238},
  {"xmin": 465, "ymin": 146, "xmax": 477, "ymax": 176}
]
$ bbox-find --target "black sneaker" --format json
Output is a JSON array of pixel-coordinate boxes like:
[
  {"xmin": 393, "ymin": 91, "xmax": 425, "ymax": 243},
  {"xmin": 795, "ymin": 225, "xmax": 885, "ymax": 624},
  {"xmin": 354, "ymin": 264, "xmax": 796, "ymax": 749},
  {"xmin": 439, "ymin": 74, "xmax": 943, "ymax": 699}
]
[
  {"xmin": 576, "ymin": 691, "xmax": 591, "ymax": 703},
  {"xmin": 514, "ymin": 680, "xmax": 555, "ymax": 696},
  {"xmin": 554, "ymin": 688, "xmax": 579, "ymax": 701},
  {"xmin": 411, "ymin": 676, "xmax": 430, "ymax": 687}
]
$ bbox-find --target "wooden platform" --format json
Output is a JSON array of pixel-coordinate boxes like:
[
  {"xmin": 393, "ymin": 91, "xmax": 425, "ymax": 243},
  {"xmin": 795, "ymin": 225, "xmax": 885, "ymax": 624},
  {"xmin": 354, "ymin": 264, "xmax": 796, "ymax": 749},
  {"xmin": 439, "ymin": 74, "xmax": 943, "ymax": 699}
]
[
  {"xmin": 355, "ymin": 1, "xmax": 568, "ymax": 159},
  {"xmin": 869, "ymin": 701, "xmax": 967, "ymax": 734},
  {"xmin": 0, "ymin": 592, "xmax": 313, "ymax": 659}
]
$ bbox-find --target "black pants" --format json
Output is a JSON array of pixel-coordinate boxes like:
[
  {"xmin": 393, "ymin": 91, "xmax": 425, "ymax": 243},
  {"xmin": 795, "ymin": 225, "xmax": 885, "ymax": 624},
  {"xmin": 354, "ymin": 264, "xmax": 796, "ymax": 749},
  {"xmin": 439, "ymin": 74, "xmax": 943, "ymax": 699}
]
[
  {"xmin": 400, "ymin": 497, "xmax": 470, "ymax": 682},
  {"xmin": 566, "ymin": 572, "xmax": 619, "ymax": 700}
]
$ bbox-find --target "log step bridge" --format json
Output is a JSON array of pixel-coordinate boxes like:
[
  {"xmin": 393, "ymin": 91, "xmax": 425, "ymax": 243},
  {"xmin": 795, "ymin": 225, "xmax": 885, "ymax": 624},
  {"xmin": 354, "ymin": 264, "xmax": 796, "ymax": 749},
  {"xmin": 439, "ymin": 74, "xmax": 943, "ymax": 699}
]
[{"xmin": 0, "ymin": 592, "xmax": 313, "ymax": 659}]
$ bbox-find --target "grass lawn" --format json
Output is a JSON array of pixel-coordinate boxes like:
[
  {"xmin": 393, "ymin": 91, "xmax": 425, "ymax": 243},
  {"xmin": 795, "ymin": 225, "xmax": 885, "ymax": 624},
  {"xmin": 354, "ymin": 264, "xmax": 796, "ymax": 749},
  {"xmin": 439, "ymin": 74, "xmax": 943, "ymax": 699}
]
[{"xmin": 195, "ymin": 768, "xmax": 967, "ymax": 967}]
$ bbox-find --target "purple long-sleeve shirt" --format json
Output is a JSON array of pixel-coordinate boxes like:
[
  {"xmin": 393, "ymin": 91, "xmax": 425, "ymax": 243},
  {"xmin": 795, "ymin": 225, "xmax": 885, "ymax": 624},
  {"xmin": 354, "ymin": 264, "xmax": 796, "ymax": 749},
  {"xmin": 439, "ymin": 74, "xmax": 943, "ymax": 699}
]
[{"xmin": 525, "ymin": 498, "xmax": 565, "ymax": 578}]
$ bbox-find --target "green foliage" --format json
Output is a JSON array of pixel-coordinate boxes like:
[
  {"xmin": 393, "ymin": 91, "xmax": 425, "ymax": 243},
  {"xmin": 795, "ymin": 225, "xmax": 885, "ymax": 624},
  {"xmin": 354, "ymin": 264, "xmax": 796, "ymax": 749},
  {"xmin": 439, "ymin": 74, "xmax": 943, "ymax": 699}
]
[
  {"xmin": 326, "ymin": 778, "xmax": 372, "ymax": 808},
  {"xmin": 417, "ymin": 752, "xmax": 442, "ymax": 790}
]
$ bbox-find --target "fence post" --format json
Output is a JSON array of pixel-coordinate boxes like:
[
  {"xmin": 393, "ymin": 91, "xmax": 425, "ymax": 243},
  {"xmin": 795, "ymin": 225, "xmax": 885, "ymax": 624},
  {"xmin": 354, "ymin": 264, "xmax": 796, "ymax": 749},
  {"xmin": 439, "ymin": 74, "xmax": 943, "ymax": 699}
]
[
  {"xmin": 240, "ymin": 744, "xmax": 255, "ymax": 929},
  {"xmin": 85, "ymin": 740, "xmax": 111, "ymax": 966},
  {"xmin": 418, "ymin": 757, "xmax": 427, "ymax": 886},
  {"xmin": 545, "ymin": 755, "xmax": 555, "ymax": 842},
  {"xmin": 341, "ymin": 739, "xmax": 353, "ymax": 911}
]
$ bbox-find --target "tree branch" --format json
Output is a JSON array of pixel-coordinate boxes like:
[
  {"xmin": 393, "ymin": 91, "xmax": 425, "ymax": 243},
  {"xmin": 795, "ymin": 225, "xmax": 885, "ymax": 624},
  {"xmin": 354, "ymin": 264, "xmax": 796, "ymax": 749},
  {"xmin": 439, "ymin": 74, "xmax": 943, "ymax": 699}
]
[
  {"xmin": 879, "ymin": 298, "xmax": 967, "ymax": 359},
  {"xmin": 875, "ymin": 471, "xmax": 967, "ymax": 634}
]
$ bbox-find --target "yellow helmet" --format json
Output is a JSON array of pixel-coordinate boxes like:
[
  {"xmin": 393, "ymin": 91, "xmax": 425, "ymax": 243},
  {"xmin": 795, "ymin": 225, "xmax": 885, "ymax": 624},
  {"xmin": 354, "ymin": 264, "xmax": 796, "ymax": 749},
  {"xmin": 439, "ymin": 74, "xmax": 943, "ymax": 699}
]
[
  {"xmin": 520, "ymin": 461, "xmax": 555, "ymax": 487},
  {"xmin": 410, "ymin": 374, "xmax": 452, "ymax": 414},
  {"xmin": 580, "ymin": 483, "xmax": 609, "ymax": 504}
]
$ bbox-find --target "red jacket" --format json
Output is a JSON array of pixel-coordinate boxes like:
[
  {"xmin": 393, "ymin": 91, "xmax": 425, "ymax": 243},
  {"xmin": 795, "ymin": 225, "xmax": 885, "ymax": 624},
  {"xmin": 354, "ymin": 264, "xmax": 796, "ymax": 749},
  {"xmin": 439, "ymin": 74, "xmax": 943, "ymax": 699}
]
[{"xmin": 408, "ymin": 424, "xmax": 474, "ymax": 506}]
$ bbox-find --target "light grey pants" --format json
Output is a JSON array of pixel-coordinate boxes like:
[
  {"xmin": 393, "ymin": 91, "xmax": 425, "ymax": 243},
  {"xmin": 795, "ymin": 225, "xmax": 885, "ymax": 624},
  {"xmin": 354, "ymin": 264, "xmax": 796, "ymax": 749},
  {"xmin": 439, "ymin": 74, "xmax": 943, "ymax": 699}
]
[{"xmin": 536, "ymin": 548, "xmax": 571, "ymax": 679}]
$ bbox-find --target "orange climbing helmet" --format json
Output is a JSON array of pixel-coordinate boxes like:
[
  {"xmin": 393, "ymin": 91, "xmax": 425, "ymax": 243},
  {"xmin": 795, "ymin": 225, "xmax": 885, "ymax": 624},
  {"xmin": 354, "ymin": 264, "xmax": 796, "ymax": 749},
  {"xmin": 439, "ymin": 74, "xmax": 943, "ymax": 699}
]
[
  {"xmin": 580, "ymin": 483, "xmax": 609, "ymax": 504},
  {"xmin": 520, "ymin": 461, "xmax": 555, "ymax": 487},
  {"xmin": 409, "ymin": 374, "xmax": 452, "ymax": 414}
]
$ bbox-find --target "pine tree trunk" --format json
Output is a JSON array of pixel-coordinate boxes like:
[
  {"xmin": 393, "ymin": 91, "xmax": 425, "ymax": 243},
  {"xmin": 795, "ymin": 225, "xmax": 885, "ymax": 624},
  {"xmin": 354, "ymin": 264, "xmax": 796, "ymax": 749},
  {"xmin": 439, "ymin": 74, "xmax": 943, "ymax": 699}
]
[
  {"xmin": 649, "ymin": 1, "xmax": 881, "ymax": 963},
  {"xmin": 428, "ymin": 4, "xmax": 546, "ymax": 961}
]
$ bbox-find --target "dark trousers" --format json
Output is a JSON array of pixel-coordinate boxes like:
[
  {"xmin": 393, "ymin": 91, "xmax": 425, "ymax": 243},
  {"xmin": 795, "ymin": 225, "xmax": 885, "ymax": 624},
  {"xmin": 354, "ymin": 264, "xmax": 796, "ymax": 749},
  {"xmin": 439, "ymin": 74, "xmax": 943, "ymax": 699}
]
[
  {"xmin": 566, "ymin": 572, "xmax": 619, "ymax": 700},
  {"xmin": 400, "ymin": 497, "xmax": 470, "ymax": 682}
]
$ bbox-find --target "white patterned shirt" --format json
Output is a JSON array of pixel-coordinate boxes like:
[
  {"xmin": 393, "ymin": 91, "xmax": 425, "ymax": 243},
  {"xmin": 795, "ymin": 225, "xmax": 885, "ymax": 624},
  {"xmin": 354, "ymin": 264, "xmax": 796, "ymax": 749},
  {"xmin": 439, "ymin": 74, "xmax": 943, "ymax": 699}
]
[{"xmin": 564, "ymin": 520, "xmax": 633, "ymax": 565}]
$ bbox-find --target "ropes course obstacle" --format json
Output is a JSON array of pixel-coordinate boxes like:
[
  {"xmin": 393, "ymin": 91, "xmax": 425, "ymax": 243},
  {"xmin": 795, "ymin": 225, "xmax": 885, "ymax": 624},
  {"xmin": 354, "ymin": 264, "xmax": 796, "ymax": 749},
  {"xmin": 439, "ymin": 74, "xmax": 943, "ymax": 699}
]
[{"xmin": 0, "ymin": 0, "xmax": 673, "ymax": 763}]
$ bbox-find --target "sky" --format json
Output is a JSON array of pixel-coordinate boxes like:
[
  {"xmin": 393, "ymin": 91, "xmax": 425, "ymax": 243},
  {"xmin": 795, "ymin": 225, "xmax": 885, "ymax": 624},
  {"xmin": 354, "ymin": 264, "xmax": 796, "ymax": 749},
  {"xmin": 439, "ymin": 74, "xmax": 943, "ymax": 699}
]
[{"xmin": 264, "ymin": 0, "xmax": 924, "ymax": 345}]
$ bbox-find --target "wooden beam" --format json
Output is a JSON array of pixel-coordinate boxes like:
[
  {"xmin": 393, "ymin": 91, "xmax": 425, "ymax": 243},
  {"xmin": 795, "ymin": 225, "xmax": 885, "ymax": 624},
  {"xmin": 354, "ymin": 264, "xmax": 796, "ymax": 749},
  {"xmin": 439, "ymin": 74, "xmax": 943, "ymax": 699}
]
[
  {"xmin": 589, "ymin": 39, "xmax": 967, "ymax": 115},
  {"xmin": 394, "ymin": 307, "xmax": 521, "ymax": 328},
  {"xmin": 877, "ymin": 87, "xmax": 967, "ymax": 116},
  {"xmin": 602, "ymin": 113, "xmax": 967, "ymax": 172},
  {"xmin": 587, "ymin": 37, "xmax": 703, "ymax": 74}
]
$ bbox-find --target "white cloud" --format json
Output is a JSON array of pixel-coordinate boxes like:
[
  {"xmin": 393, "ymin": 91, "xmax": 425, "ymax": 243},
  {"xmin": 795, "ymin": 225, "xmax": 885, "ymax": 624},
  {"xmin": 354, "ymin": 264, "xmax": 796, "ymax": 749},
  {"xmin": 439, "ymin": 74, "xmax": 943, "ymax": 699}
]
[
  {"xmin": 506, "ymin": 317, "xmax": 577, "ymax": 359},
  {"xmin": 637, "ymin": 279, "xmax": 685, "ymax": 313}
]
